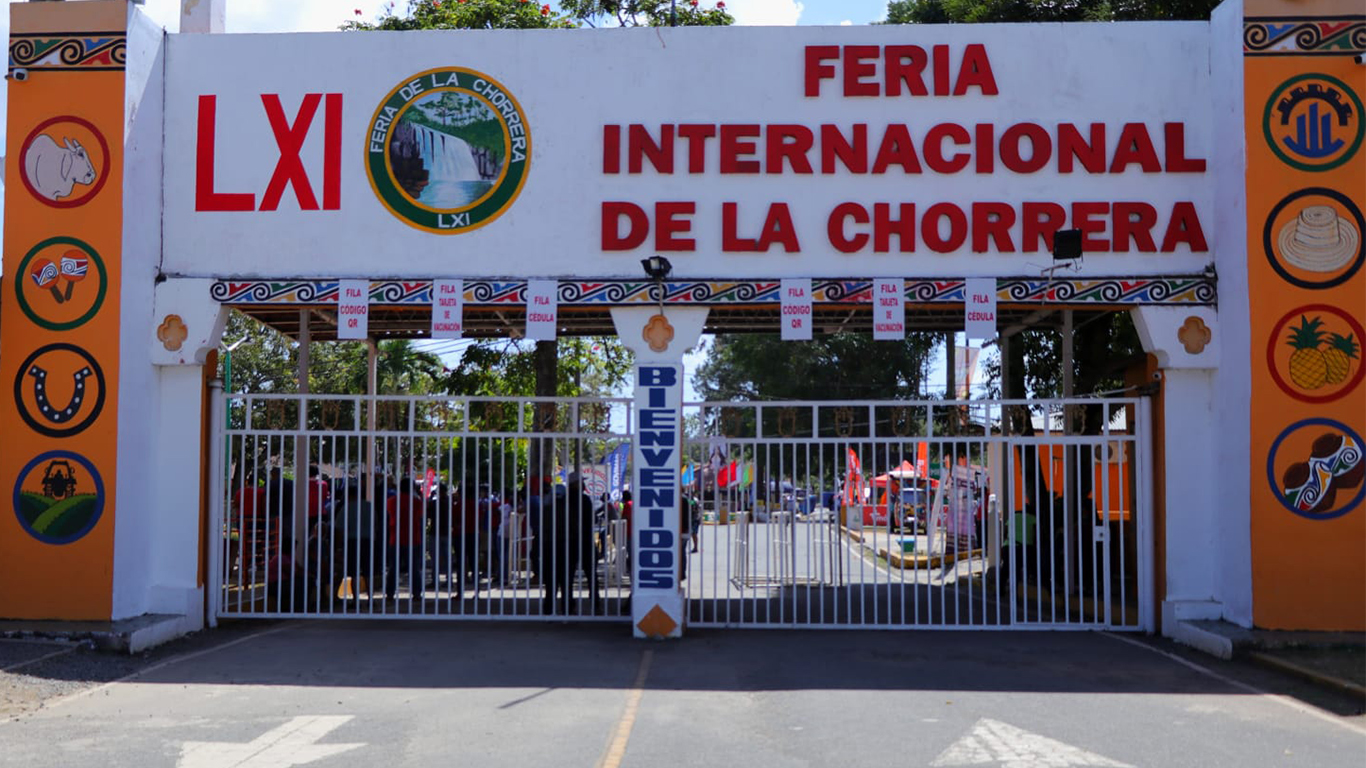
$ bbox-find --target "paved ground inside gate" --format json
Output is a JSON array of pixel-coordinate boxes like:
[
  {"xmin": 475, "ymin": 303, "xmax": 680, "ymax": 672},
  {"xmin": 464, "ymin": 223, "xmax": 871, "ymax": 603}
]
[{"xmin": 1, "ymin": 622, "xmax": 1363, "ymax": 768}]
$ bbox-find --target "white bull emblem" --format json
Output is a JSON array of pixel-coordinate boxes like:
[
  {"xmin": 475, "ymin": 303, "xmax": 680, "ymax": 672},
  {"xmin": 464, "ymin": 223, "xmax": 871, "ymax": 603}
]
[{"xmin": 23, "ymin": 134, "xmax": 98, "ymax": 201}]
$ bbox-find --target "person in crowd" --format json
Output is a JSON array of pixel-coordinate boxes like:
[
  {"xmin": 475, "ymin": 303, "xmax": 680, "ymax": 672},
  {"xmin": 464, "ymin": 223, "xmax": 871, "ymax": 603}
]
[
  {"xmin": 680, "ymin": 489, "xmax": 697, "ymax": 583},
  {"xmin": 268, "ymin": 466, "xmax": 295, "ymax": 539},
  {"xmin": 339, "ymin": 477, "xmax": 376, "ymax": 604},
  {"xmin": 686, "ymin": 491, "xmax": 702, "ymax": 553},
  {"xmin": 384, "ymin": 475, "xmax": 427, "ymax": 603},
  {"xmin": 495, "ymin": 488, "xmax": 518, "ymax": 587},
  {"xmin": 449, "ymin": 483, "xmax": 481, "ymax": 595},
  {"xmin": 427, "ymin": 480, "xmax": 455, "ymax": 597},
  {"xmin": 306, "ymin": 464, "xmax": 331, "ymax": 522},
  {"xmin": 540, "ymin": 473, "xmax": 602, "ymax": 616},
  {"xmin": 230, "ymin": 471, "xmax": 266, "ymax": 574}
]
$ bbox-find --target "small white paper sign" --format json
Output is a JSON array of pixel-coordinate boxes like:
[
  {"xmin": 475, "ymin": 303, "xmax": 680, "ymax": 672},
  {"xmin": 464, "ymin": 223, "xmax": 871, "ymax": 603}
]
[
  {"xmin": 431, "ymin": 279, "xmax": 464, "ymax": 339},
  {"xmin": 780, "ymin": 278, "xmax": 813, "ymax": 341},
  {"xmin": 873, "ymin": 278, "xmax": 905, "ymax": 340},
  {"xmin": 525, "ymin": 279, "xmax": 558, "ymax": 341},
  {"xmin": 964, "ymin": 278, "xmax": 997, "ymax": 340},
  {"xmin": 337, "ymin": 280, "xmax": 369, "ymax": 340}
]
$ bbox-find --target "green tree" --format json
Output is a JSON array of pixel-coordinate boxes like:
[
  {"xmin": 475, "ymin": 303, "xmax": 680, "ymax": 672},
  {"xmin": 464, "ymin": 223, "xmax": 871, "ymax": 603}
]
[
  {"xmin": 881, "ymin": 0, "xmax": 1218, "ymax": 24},
  {"xmin": 696, "ymin": 333, "xmax": 939, "ymax": 402},
  {"xmin": 559, "ymin": 0, "xmax": 734, "ymax": 27},
  {"xmin": 444, "ymin": 337, "xmax": 633, "ymax": 401},
  {"xmin": 343, "ymin": 0, "xmax": 576, "ymax": 31}
]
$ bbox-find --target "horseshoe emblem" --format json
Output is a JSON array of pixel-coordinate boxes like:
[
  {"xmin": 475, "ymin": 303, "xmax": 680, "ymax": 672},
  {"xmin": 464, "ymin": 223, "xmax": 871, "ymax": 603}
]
[
  {"xmin": 13, "ymin": 343, "xmax": 106, "ymax": 438},
  {"xmin": 27, "ymin": 364, "xmax": 93, "ymax": 423}
]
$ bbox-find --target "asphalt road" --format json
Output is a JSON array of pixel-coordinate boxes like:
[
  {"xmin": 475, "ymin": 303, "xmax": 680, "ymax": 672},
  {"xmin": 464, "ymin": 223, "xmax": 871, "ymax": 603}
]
[{"xmin": 1, "ymin": 622, "xmax": 1363, "ymax": 768}]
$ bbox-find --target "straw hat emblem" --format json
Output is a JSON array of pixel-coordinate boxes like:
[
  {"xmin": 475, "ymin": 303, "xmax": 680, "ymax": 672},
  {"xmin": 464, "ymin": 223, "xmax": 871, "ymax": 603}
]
[{"xmin": 1277, "ymin": 205, "xmax": 1360, "ymax": 272}]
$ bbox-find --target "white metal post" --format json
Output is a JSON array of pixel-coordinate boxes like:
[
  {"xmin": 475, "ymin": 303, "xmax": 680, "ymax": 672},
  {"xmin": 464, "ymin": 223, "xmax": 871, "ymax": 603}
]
[
  {"xmin": 207, "ymin": 379, "xmax": 226, "ymax": 628},
  {"xmin": 1137, "ymin": 396, "xmax": 1156, "ymax": 633}
]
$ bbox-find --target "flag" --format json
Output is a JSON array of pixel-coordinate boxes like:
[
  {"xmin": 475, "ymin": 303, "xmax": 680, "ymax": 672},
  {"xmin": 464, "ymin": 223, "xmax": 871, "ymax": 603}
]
[
  {"xmin": 422, "ymin": 467, "xmax": 437, "ymax": 499},
  {"xmin": 604, "ymin": 443, "xmax": 631, "ymax": 495},
  {"xmin": 681, "ymin": 463, "xmax": 695, "ymax": 487},
  {"xmin": 843, "ymin": 448, "xmax": 864, "ymax": 505},
  {"xmin": 717, "ymin": 460, "xmax": 738, "ymax": 488},
  {"xmin": 739, "ymin": 462, "xmax": 753, "ymax": 488},
  {"xmin": 954, "ymin": 346, "xmax": 981, "ymax": 399}
]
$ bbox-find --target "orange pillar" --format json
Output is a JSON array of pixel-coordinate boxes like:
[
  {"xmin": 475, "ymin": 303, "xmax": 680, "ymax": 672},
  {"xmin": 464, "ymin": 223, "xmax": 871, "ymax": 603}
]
[
  {"xmin": 1244, "ymin": 0, "xmax": 1365, "ymax": 629},
  {"xmin": 1, "ymin": 1, "xmax": 130, "ymax": 619}
]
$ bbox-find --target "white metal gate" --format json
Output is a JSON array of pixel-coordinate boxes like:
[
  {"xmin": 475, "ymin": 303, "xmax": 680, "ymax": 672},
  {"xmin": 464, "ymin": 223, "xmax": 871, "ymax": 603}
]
[
  {"xmin": 680, "ymin": 398, "xmax": 1153, "ymax": 630},
  {"xmin": 208, "ymin": 390, "xmax": 634, "ymax": 622},
  {"xmin": 210, "ymin": 391, "xmax": 1152, "ymax": 631}
]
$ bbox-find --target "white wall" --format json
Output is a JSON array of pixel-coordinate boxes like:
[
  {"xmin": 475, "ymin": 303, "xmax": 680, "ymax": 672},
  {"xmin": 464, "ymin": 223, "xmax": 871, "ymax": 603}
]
[
  {"xmin": 1160, "ymin": 368, "xmax": 1220, "ymax": 608},
  {"xmin": 1209, "ymin": 0, "xmax": 1252, "ymax": 627},
  {"xmin": 112, "ymin": 5, "xmax": 197, "ymax": 621},
  {"xmin": 160, "ymin": 23, "xmax": 1214, "ymax": 280}
]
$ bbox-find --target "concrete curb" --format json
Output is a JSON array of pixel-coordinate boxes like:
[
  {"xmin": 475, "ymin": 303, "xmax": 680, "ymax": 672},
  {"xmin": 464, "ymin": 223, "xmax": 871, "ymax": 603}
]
[
  {"xmin": 0, "ymin": 613, "xmax": 193, "ymax": 654},
  {"xmin": 1246, "ymin": 651, "xmax": 1366, "ymax": 700}
]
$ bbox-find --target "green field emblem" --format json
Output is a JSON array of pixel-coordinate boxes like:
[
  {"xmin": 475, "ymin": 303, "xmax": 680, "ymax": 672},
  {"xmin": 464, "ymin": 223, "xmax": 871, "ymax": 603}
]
[
  {"xmin": 366, "ymin": 68, "xmax": 530, "ymax": 234},
  {"xmin": 12, "ymin": 450, "xmax": 105, "ymax": 545}
]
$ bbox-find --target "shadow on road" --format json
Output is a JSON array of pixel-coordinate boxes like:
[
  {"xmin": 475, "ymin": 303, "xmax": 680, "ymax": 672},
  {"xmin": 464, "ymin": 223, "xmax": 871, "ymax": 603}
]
[{"xmin": 6, "ymin": 620, "xmax": 1361, "ymax": 721}]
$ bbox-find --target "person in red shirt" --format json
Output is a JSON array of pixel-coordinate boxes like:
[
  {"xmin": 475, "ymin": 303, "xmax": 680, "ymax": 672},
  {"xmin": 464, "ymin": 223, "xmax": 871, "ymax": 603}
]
[
  {"xmin": 231, "ymin": 472, "xmax": 268, "ymax": 573},
  {"xmin": 306, "ymin": 464, "xmax": 331, "ymax": 521},
  {"xmin": 384, "ymin": 477, "xmax": 427, "ymax": 601}
]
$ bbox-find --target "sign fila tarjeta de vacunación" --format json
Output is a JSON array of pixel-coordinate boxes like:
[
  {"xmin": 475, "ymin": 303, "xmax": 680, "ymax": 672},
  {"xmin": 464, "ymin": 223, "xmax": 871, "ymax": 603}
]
[{"xmin": 367, "ymin": 68, "xmax": 530, "ymax": 234}]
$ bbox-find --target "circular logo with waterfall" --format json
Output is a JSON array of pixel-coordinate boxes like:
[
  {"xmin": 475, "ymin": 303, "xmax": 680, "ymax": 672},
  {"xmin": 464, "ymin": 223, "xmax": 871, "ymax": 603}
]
[{"xmin": 366, "ymin": 67, "xmax": 530, "ymax": 235}]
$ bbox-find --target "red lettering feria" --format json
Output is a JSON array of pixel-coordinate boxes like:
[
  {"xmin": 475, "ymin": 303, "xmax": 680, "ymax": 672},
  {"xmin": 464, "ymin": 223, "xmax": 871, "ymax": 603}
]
[
  {"xmin": 196, "ymin": 93, "xmax": 344, "ymax": 212},
  {"xmin": 804, "ymin": 44, "xmax": 998, "ymax": 98}
]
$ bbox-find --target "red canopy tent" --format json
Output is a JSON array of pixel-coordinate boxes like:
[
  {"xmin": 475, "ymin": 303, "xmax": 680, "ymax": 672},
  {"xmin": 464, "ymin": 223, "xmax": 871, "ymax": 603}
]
[{"xmin": 872, "ymin": 461, "xmax": 938, "ymax": 488}]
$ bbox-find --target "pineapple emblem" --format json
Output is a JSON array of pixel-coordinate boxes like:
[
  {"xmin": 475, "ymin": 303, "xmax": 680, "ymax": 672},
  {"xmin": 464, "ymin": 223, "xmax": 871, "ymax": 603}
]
[
  {"xmin": 1287, "ymin": 315, "xmax": 1329, "ymax": 390},
  {"xmin": 1323, "ymin": 332, "xmax": 1359, "ymax": 385}
]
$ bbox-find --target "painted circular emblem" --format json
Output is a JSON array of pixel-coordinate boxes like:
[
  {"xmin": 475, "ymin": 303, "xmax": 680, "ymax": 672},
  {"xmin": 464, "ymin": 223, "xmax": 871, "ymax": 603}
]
[
  {"xmin": 13, "ymin": 343, "xmax": 107, "ymax": 438},
  {"xmin": 1262, "ymin": 188, "xmax": 1364, "ymax": 290},
  {"xmin": 1266, "ymin": 419, "xmax": 1365, "ymax": 521},
  {"xmin": 1267, "ymin": 305, "xmax": 1365, "ymax": 404},
  {"xmin": 1262, "ymin": 73, "xmax": 1364, "ymax": 172},
  {"xmin": 12, "ymin": 236, "xmax": 108, "ymax": 331},
  {"xmin": 365, "ymin": 67, "xmax": 530, "ymax": 234},
  {"xmin": 12, "ymin": 450, "xmax": 106, "ymax": 545},
  {"xmin": 19, "ymin": 116, "xmax": 112, "ymax": 207}
]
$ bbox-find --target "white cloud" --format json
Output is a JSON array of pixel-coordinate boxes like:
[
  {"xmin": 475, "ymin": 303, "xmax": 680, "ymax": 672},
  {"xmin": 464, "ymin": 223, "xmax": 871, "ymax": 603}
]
[
  {"xmin": 722, "ymin": 0, "xmax": 804, "ymax": 26},
  {"xmin": 839, "ymin": 19, "xmax": 852, "ymax": 25}
]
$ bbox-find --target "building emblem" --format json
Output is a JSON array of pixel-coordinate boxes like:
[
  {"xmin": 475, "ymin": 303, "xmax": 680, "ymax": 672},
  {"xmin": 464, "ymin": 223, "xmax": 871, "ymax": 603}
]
[
  {"xmin": 13, "ymin": 343, "xmax": 107, "ymax": 438},
  {"xmin": 12, "ymin": 236, "xmax": 107, "ymax": 331},
  {"xmin": 18, "ymin": 116, "xmax": 111, "ymax": 207},
  {"xmin": 1263, "ymin": 188, "xmax": 1364, "ymax": 290},
  {"xmin": 1262, "ymin": 74, "xmax": 1363, "ymax": 172},
  {"xmin": 1268, "ymin": 305, "xmax": 1364, "ymax": 404},
  {"xmin": 12, "ymin": 450, "xmax": 106, "ymax": 545},
  {"xmin": 1267, "ymin": 419, "xmax": 1364, "ymax": 521},
  {"xmin": 365, "ymin": 67, "xmax": 530, "ymax": 235}
]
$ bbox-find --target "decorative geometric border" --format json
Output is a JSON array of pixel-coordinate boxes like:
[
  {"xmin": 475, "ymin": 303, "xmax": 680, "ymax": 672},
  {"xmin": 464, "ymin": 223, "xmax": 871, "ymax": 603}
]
[
  {"xmin": 9, "ymin": 32, "xmax": 127, "ymax": 71},
  {"xmin": 1244, "ymin": 17, "xmax": 1366, "ymax": 56},
  {"xmin": 211, "ymin": 276, "xmax": 1216, "ymax": 307}
]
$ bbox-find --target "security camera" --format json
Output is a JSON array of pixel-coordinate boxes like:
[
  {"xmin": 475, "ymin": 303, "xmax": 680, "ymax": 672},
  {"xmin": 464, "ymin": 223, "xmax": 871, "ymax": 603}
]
[
  {"xmin": 1356, "ymin": 52, "xmax": 1365, "ymax": 65},
  {"xmin": 6, "ymin": 68, "xmax": 28, "ymax": 82}
]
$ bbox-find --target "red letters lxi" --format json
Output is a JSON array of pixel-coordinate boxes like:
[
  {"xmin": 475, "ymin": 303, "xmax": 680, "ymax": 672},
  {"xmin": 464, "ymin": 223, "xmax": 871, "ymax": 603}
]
[{"xmin": 195, "ymin": 94, "xmax": 343, "ymax": 212}]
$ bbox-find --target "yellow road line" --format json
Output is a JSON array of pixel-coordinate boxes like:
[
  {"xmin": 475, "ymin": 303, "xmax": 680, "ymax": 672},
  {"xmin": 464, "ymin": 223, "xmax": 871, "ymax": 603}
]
[{"xmin": 597, "ymin": 649, "xmax": 654, "ymax": 768}]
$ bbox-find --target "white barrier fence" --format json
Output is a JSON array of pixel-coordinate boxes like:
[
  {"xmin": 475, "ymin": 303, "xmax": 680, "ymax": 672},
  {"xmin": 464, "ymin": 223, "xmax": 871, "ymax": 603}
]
[
  {"xmin": 209, "ymin": 392, "xmax": 1151, "ymax": 631},
  {"xmin": 680, "ymin": 399, "xmax": 1153, "ymax": 630},
  {"xmin": 209, "ymin": 391, "xmax": 634, "ymax": 622}
]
